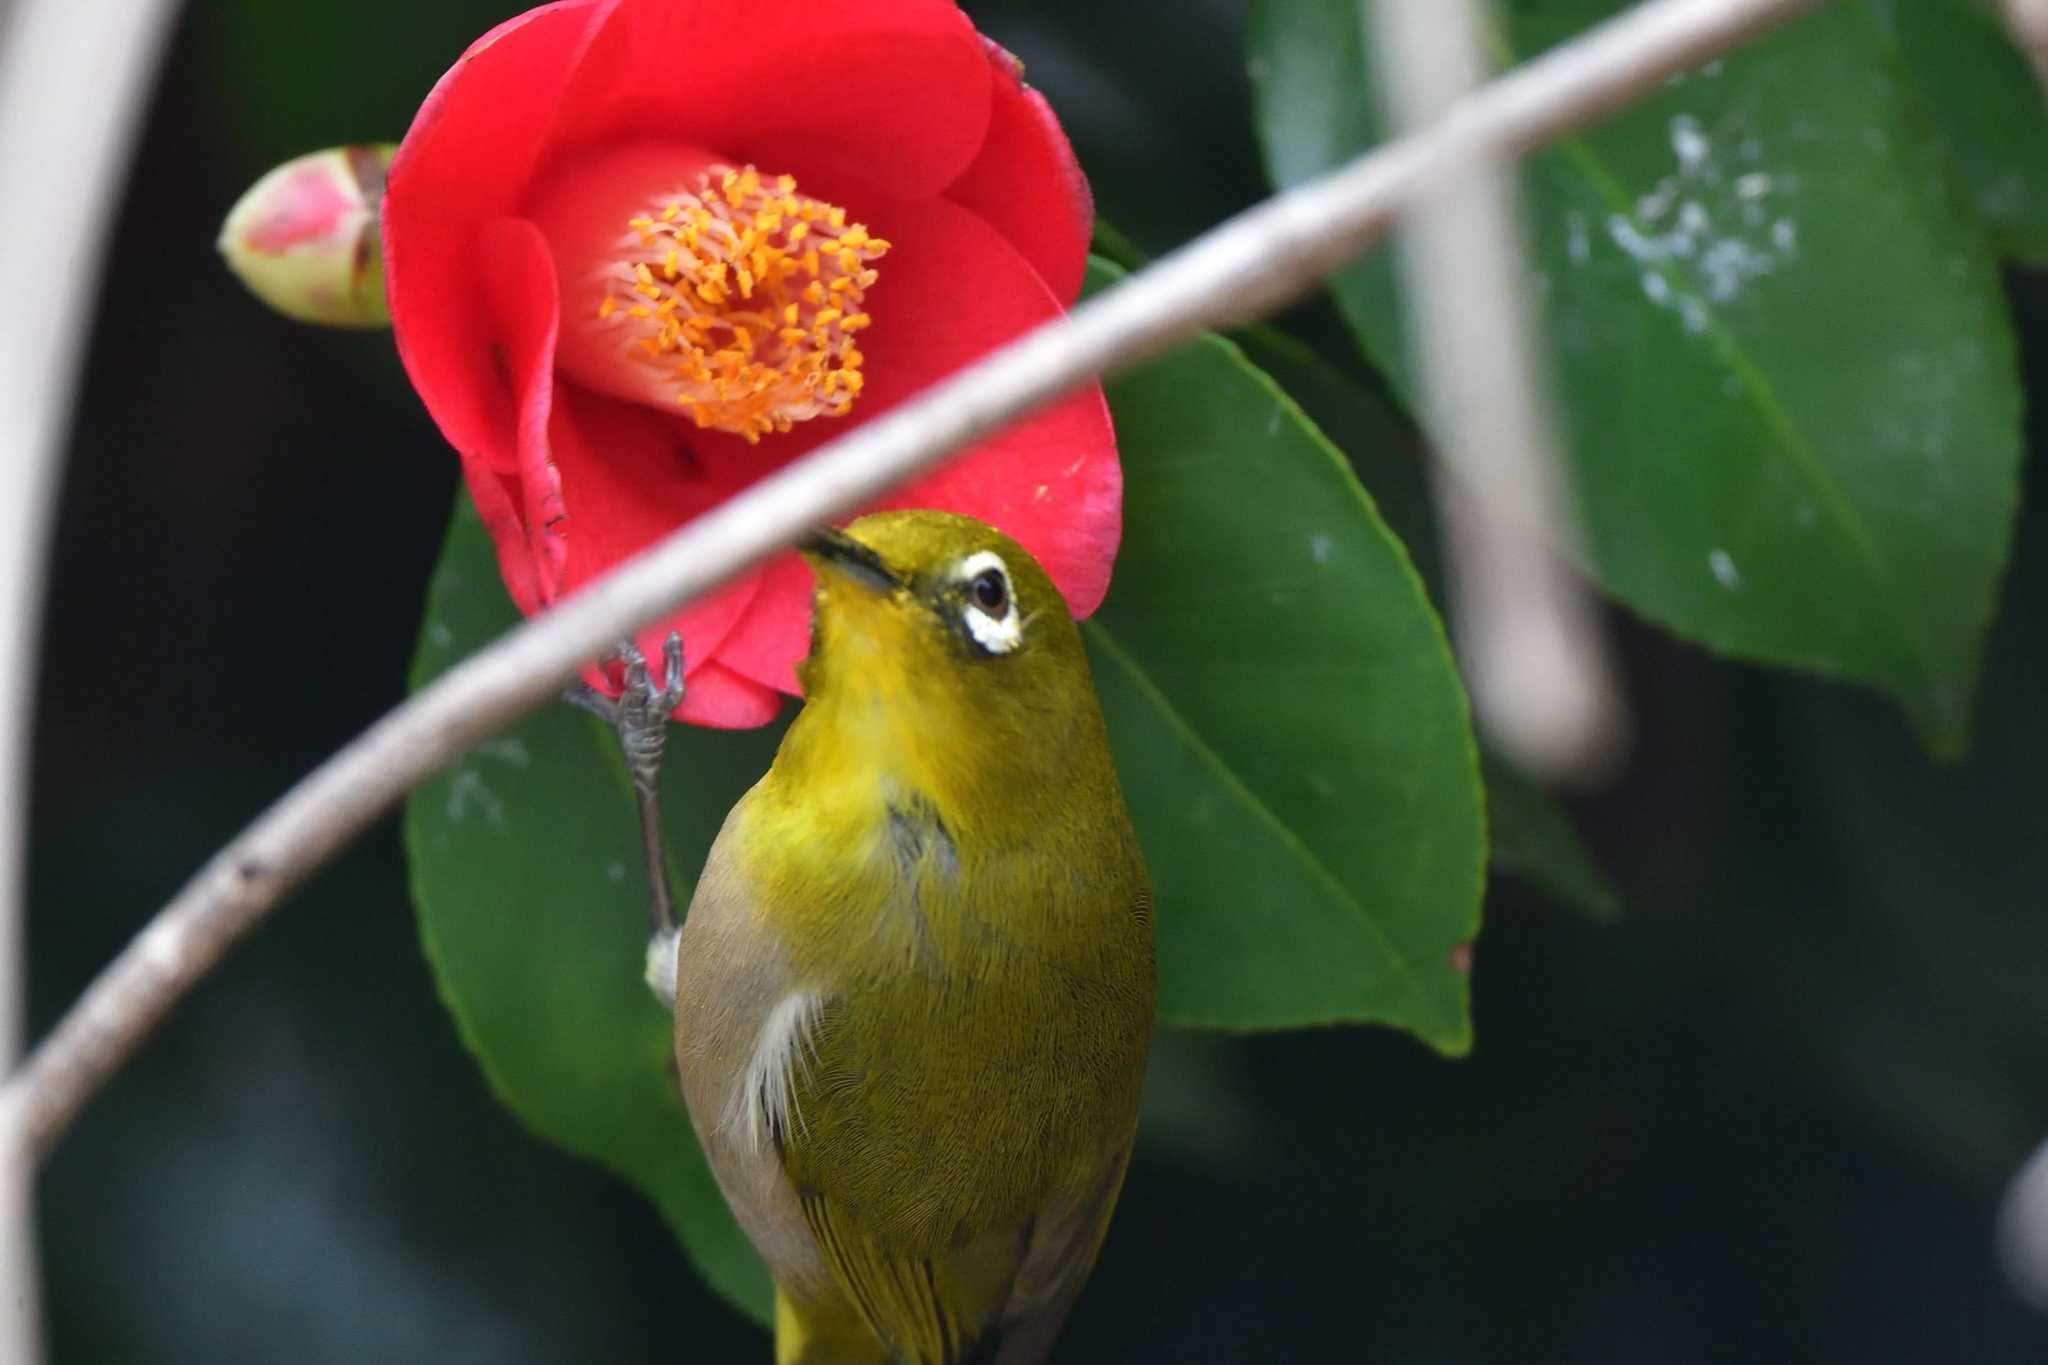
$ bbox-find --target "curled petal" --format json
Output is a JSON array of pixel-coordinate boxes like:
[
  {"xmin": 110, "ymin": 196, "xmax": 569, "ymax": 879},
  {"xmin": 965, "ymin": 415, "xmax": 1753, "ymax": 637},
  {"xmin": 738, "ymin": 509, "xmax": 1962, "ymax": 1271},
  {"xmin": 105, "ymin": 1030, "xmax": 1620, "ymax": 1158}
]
[
  {"xmin": 466, "ymin": 467, "xmax": 545, "ymax": 618},
  {"xmin": 479, "ymin": 218, "xmax": 567, "ymax": 596},
  {"xmin": 385, "ymin": 1, "xmax": 599, "ymax": 468}
]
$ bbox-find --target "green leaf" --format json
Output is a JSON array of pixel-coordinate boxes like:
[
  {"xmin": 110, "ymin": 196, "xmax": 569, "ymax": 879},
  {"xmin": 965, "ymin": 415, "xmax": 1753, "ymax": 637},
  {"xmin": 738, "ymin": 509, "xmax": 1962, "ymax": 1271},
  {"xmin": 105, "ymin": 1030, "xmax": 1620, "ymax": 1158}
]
[
  {"xmin": 1089, "ymin": 219, "xmax": 1150, "ymax": 274},
  {"xmin": 1251, "ymin": 0, "xmax": 2025, "ymax": 756},
  {"xmin": 1239, "ymin": 325, "xmax": 1619, "ymax": 921},
  {"xmin": 1099, "ymin": 217, "xmax": 1615, "ymax": 922},
  {"xmin": 404, "ymin": 499, "xmax": 777, "ymax": 1325},
  {"xmin": 1864, "ymin": 0, "xmax": 2048, "ymax": 267},
  {"xmin": 1230, "ymin": 327, "xmax": 1441, "ymax": 610},
  {"xmin": 1084, "ymin": 257, "xmax": 1482, "ymax": 1051}
]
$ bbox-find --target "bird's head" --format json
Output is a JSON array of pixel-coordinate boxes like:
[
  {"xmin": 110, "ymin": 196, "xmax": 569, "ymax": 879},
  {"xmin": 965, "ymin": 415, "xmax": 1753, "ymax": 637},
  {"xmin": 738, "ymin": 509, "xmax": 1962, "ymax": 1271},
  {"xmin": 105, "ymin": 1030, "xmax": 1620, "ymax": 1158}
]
[{"xmin": 789, "ymin": 510, "xmax": 1107, "ymax": 808}]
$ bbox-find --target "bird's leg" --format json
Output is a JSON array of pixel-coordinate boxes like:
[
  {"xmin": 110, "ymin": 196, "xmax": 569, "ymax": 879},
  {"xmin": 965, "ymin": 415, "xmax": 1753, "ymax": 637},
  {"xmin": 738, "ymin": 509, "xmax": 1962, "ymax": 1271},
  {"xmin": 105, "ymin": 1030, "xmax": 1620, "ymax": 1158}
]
[{"xmin": 564, "ymin": 634, "xmax": 686, "ymax": 1008}]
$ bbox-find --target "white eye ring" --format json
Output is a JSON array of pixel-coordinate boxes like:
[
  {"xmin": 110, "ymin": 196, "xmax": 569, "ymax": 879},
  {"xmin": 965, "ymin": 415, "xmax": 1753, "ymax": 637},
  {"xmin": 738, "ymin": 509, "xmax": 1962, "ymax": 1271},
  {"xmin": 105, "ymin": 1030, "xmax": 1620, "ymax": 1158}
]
[{"xmin": 957, "ymin": 550, "xmax": 1023, "ymax": 655}]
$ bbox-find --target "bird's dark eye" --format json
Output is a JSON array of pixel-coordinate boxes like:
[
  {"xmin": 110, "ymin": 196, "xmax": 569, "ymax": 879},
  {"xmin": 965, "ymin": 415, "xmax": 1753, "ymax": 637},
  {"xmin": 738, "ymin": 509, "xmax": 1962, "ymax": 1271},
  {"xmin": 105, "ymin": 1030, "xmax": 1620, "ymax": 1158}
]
[{"xmin": 971, "ymin": 567, "xmax": 1009, "ymax": 614}]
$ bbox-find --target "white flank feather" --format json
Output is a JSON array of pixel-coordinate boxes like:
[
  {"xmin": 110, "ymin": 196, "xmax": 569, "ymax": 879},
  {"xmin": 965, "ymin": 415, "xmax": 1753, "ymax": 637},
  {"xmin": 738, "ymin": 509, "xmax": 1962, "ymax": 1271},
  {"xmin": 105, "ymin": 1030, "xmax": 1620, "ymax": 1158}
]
[{"xmin": 725, "ymin": 991, "xmax": 822, "ymax": 1152}]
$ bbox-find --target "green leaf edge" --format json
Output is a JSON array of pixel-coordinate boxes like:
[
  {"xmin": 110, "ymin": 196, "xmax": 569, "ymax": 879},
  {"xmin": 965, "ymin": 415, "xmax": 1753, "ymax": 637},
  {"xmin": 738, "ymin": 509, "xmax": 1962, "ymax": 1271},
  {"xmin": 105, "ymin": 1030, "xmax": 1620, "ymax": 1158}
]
[
  {"xmin": 1862, "ymin": 0, "xmax": 2048, "ymax": 270},
  {"xmin": 1843, "ymin": 0, "xmax": 2032, "ymax": 748},
  {"xmin": 1088, "ymin": 258, "xmax": 1485, "ymax": 1054}
]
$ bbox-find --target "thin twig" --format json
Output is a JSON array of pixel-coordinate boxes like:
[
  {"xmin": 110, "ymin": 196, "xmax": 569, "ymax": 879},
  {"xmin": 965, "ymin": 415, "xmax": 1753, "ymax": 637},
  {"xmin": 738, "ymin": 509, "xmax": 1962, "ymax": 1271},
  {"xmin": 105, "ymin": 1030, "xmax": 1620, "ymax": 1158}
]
[
  {"xmin": 0, "ymin": 0, "xmax": 182, "ymax": 1355},
  {"xmin": 0, "ymin": 0, "xmax": 1826, "ymax": 1164},
  {"xmin": 1371, "ymin": 0, "xmax": 1626, "ymax": 784}
]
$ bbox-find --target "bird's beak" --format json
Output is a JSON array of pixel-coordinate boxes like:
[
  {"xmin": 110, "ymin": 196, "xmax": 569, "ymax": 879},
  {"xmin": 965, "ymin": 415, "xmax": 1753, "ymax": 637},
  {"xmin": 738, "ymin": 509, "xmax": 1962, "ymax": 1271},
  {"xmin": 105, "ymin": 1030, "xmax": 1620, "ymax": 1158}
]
[{"xmin": 796, "ymin": 526, "xmax": 902, "ymax": 596}]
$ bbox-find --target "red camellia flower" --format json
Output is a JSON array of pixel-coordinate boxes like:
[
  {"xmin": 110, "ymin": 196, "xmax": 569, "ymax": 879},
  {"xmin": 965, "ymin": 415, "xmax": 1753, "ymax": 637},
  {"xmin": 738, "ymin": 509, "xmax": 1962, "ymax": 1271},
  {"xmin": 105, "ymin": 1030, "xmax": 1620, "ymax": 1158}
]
[{"xmin": 385, "ymin": 0, "xmax": 1120, "ymax": 726}]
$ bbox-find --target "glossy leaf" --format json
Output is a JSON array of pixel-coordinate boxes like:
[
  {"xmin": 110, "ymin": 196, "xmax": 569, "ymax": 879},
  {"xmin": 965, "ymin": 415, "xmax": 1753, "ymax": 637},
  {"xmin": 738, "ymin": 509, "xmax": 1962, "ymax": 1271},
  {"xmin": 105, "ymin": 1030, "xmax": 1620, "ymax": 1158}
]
[
  {"xmin": 1085, "ymin": 258, "xmax": 1482, "ymax": 1051},
  {"xmin": 404, "ymin": 500, "xmax": 779, "ymax": 1324},
  {"xmin": 1243, "ymin": 326, "xmax": 1619, "ymax": 920},
  {"xmin": 1251, "ymin": 0, "xmax": 2025, "ymax": 755},
  {"xmin": 1097, "ymin": 222, "xmax": 1617, "ymax": 920},
  {"xmin": 1865, "ymin": 0, "xmax": 2048, "ymax": 267}
]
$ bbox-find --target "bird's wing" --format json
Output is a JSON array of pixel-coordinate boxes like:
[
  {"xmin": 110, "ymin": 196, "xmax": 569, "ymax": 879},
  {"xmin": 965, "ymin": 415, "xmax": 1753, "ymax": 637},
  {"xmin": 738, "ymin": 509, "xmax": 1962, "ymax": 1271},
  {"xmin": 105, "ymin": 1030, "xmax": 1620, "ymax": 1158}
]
[
  {"xmin": 778, "ymin": 983, "xmax": 1143, "ymax": 1365},
  {"xmin": 987, "ymin": 1140, "xmax": 1135, "ymax": 1365}
]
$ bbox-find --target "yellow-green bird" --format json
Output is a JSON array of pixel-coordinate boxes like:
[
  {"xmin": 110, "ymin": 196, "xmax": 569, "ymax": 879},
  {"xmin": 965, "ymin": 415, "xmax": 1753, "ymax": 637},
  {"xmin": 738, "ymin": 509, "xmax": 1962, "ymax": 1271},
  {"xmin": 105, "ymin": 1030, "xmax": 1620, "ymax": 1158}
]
[{"xmin": 610, "ymin": 510, "xmax": 1154, "ymax": 1365}]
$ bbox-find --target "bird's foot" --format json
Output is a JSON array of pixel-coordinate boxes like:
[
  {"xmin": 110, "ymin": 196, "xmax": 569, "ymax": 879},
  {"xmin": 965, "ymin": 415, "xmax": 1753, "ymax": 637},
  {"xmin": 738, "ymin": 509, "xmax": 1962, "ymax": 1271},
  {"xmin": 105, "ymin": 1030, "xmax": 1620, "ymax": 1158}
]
[
  {"xmin": 564, "ymin": 632, "xmax": 684, "ymax": 797},
  {"xmin": 566, "ymin": 633, "xmax": 687, "ymax": 948}
]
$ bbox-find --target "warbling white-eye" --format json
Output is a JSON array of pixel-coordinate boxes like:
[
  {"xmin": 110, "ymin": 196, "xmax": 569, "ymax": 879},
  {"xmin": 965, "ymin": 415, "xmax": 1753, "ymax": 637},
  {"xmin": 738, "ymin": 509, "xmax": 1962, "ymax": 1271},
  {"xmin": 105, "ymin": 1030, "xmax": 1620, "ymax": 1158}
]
[{"xmin": 592, "ymin": 510, "xmax": 1155, "ymax": 1365}]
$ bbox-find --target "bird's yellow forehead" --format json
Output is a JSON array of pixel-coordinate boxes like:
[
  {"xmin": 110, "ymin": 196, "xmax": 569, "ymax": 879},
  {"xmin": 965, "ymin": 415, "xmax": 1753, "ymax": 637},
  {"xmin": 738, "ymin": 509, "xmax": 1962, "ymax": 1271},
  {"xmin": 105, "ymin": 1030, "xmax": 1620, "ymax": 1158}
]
[
  {"xmin": 836, "ymin": 511, "xmax": 1062, "ymax": 610},
  {"xmin": 842, "ymin": 512, "xmax": 1002, "ymax": 582}
]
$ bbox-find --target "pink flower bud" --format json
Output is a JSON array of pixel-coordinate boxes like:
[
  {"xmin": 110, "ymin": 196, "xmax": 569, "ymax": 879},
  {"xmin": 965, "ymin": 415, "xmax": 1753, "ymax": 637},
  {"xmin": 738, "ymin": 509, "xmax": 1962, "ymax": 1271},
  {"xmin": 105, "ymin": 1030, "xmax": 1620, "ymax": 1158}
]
[{"xmin": 218, "ymin": 145, "xmax": 394, "ymax": 327}]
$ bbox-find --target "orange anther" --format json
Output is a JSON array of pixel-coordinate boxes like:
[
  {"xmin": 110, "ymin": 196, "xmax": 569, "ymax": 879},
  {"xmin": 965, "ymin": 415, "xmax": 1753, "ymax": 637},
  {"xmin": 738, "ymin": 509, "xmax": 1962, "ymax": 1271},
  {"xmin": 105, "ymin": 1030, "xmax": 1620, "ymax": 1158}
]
[{"xmin": 588, "ymin": 163, "xmax": 889, "ymax": 441}]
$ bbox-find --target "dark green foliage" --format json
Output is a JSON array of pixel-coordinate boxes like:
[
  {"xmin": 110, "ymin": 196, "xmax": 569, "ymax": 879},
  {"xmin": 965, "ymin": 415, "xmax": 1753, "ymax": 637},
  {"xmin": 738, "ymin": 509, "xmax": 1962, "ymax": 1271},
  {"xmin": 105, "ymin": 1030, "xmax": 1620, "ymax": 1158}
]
[{"xmin": 1252, "ymin": 0, "xmax": 2031, "ymax": 755}]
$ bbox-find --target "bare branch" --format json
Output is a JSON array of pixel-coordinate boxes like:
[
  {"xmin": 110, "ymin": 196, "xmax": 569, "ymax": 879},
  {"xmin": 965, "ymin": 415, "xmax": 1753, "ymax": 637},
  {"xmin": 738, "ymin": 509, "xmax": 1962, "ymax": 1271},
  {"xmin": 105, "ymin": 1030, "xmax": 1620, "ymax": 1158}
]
[
  {"xmin": 0, "ymin": 0, "xmax": 1826, "ymax": 1163},
  {"xmin": 0, "ymin": 0, "xmax": 183, "ymax": 1354},
  {"xmin": 1370, "ymin": 0, "xmax": 1628, "ymax": 785}
]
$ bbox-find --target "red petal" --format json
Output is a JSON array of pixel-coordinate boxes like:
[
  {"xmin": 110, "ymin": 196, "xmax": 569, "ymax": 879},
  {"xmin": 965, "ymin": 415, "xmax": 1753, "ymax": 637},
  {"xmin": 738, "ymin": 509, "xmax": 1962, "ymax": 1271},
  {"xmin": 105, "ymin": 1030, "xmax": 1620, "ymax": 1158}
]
[
  {"xmin": 877, "ymin": 387, "xmax": 1121, "ymax": 621},
  {"xmin": 385, "ymin": 1, "xmax": 600, "ymax": 467},
  {"xmin": 943, "ymin": 40, "xmax": 1093, "ymax": 305},
  {"xmin": 713, "ymin": 195, "xmax": 1120, "ymax": 694},
  {"xmin": 540, "ymin": 0, "xmax": 991, "ymax": 202},
  {"xmin": 478, "ymin": 219, "xmax": 567, "ymax": 596},
  {"xmin": 548, "ymin": 383, "xmax": 769, "ymax": 695},
  {"xmin": 465, "ymin": 468, "xmax": 545, "ymax": 618},
  {"xmin": 674, "ymin": 660, "xmax": 785, "ymax": 729},
  {"xmin": 706, "ymin": 553, "xmax": 817, "ymax": 697}
]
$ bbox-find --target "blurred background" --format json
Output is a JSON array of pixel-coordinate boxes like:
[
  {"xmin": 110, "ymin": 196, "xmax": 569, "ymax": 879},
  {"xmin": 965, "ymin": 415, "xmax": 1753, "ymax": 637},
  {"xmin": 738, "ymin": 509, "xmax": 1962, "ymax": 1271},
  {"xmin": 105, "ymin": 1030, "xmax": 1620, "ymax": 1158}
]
[{"xmin": 25, "ymin": 0, "xmax": 2048, "ymax": 1359}]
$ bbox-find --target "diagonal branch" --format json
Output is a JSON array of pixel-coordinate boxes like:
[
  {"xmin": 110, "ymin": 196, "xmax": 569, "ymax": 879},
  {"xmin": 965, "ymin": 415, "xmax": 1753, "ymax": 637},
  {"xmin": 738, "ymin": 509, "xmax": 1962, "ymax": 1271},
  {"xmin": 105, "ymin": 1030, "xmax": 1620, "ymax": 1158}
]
[{"xmin": 0, "ymin": 0, "xmax": 1826, "ymax": 1163}]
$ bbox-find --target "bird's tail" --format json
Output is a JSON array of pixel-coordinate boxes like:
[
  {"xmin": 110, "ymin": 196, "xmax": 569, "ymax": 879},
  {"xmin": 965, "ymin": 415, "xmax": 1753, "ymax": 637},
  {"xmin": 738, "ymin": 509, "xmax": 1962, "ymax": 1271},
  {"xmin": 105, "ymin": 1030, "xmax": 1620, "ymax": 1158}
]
[{"xmin": 775, "ymin": 1287, "xmax": 894, "ymax": 1365}]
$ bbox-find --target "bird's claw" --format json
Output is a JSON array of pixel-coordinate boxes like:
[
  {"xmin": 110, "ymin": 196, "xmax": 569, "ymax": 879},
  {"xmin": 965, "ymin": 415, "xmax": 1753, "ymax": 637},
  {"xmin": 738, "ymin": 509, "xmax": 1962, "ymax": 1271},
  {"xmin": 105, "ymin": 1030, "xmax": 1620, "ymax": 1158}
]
[
  {"xmin": 636, "ymin": 632, "xmax": 686, "ymax": 716},
  {"xmin": 563, "ymin": 632, "xmax": 685, "ymax": 796}
]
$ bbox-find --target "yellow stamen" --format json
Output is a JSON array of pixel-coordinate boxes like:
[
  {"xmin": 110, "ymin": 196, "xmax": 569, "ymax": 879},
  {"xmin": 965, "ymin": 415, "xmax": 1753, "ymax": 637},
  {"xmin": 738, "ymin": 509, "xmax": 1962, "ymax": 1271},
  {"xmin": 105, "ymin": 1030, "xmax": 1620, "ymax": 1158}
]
[{"xmin": 589, "ymin": 165, "xmax": 889, "ymax": 443}]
